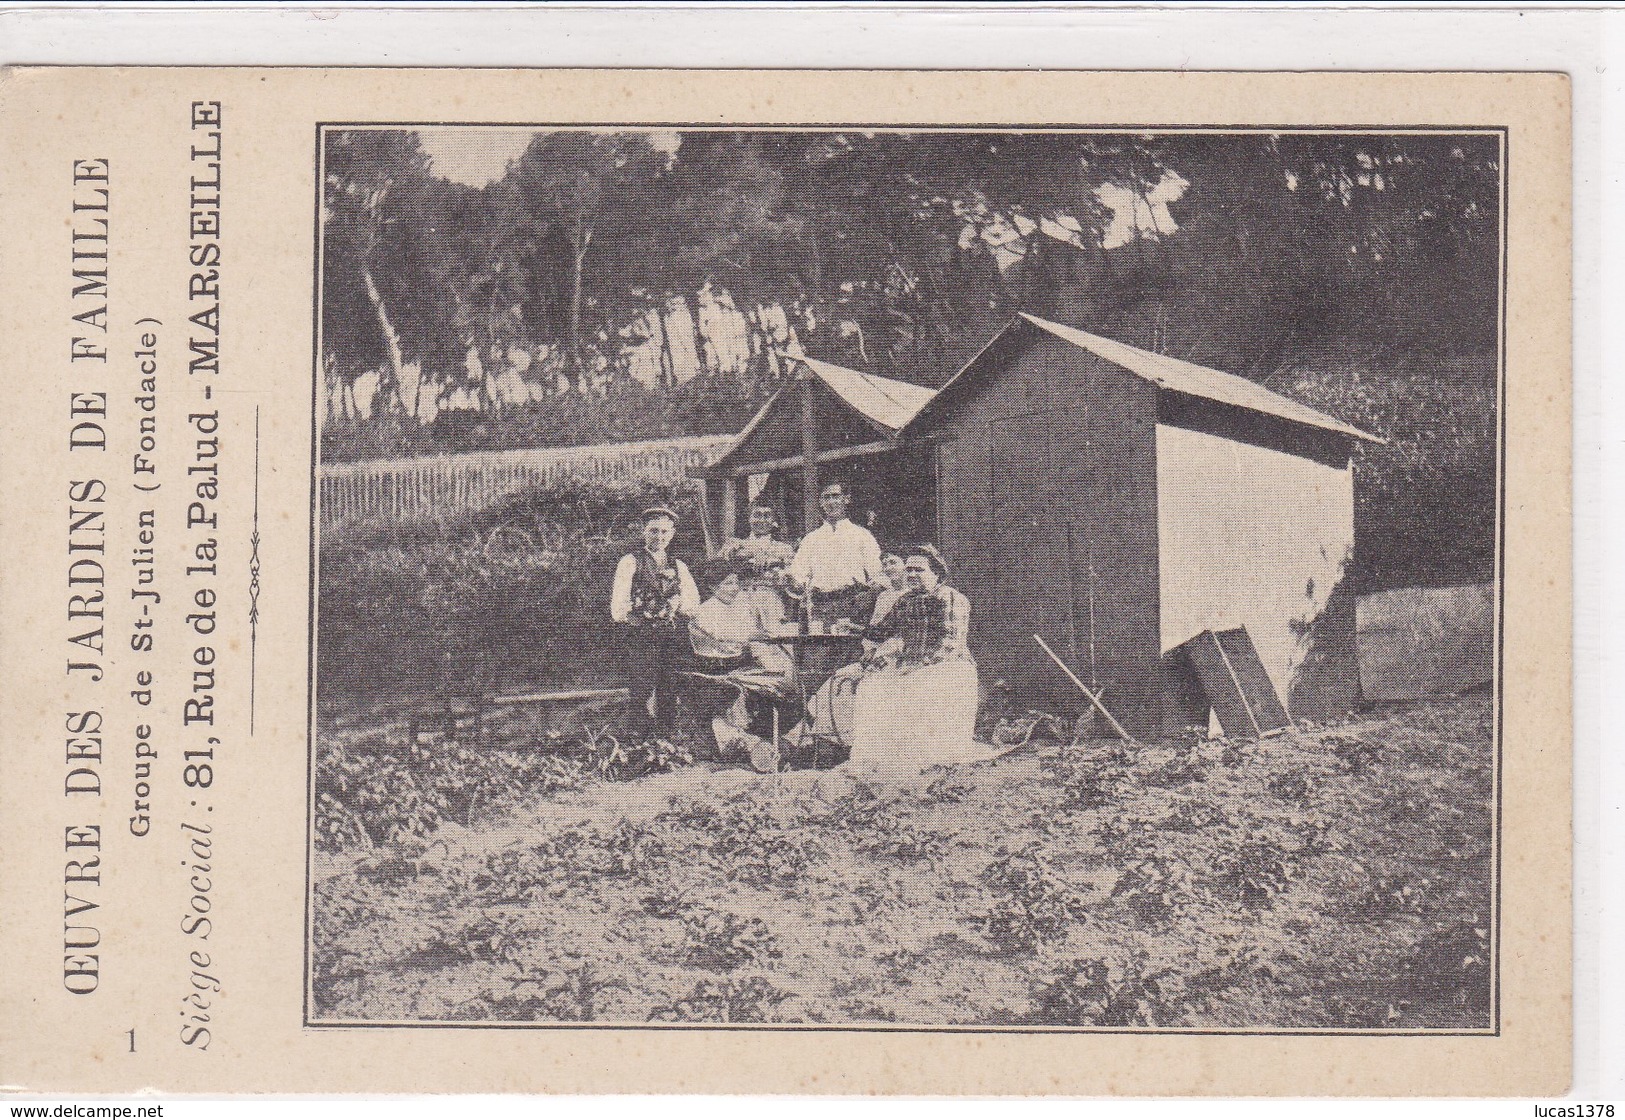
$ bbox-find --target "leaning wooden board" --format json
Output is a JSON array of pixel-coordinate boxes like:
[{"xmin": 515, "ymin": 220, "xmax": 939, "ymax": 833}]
[{"xmin": 1174, "ymin": 627, "xmax": 1291, "ymax": 738}]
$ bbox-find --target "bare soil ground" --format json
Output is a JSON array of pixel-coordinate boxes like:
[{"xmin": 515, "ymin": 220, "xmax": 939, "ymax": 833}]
[{"xmin": 311, "ymin": 695, "xmax": 1493, "ymax": 1029}]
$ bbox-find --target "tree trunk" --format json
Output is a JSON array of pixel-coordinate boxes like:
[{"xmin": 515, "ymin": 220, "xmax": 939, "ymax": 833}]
[
  {"xmin": 743, "ymin": 305, "xmax": 767, "ymax": 394},
  {"xmin": 655, "ymin": 302, "xmax": 676, "ymax": 389},
  {"xmin": 689, "ymin": 293, "xmax": 711, "ymax": 378},
  {"xmin": 567, "ymin": 224, "xmax": 593, "ymax": 393},
  {"xmin": 487, "ymin": 341, "xmax": 506, "ymax": 412},
  {"xmin": 411, "ymin": 365, "xmax": 427, "ymax": 423},
  {"xmin": 362, "ymin": 268, "xmax": 410, "ymax": 416}
]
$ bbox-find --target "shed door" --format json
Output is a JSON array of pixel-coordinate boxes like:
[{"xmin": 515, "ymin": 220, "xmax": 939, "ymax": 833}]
[
  {"xmin": 981, "ymin": 408, "xmax": 1137, "ymax": 708},
  {"xmin": 987, "ymin": 411, "xmax": 1116, "ymax": 706}
]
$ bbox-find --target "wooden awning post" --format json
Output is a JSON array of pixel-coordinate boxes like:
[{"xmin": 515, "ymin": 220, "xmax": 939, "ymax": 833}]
[
  {"xmin": 718, "ymin": 476, "xmax": 738, "ymax": 545},
  {"xmin": 799, "ymin": 365, "xmax": 820, "ymax": 534},
  {"xmin": 730, "ymin": 476, "xmax": 749, "ymax": 538},
  {"xmin": 696, "ymin": 476, "xmax": 718, "ymax": 556}
]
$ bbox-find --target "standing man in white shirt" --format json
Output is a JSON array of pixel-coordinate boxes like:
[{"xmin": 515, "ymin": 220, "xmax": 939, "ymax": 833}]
[
  {"xmin": 610, "ymin": 506, "xmax": 700, "ymax": 739},
  {"xmin": 788, "ymin": 479, "xmax": 884, "ymax": 631}
]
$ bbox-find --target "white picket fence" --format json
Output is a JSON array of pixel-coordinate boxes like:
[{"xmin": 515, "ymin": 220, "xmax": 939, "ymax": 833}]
[{"xmin": 319, "ymin": 435, "xmax": 731, "ymax": 530}]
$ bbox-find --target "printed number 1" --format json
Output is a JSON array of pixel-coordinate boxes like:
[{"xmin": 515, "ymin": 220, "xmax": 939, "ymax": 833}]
[{"xmin": 127, "ymin": 1027, "xmax": 136, "ymax": 1052}]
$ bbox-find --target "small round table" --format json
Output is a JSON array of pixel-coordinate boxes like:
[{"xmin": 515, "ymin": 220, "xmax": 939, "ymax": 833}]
[{"xmin": 758, "ymin": 630, "xmax": 866, "ymax": 767}]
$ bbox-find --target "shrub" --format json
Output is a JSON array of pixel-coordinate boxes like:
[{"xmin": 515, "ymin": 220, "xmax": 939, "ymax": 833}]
[
  {"xmin": 1183, "ymin": 944, "xmax": 1272, "ymax": 1006},
  {"xmin": 679, "ymin": 907, "xmax": 780, "ymax": 972},
  {"xmin": 310, "ymin": 879, "xmax": 380, "ymax": 1013},
  {"xmin": 651, "ymin": 975, "xmax": 796, "ymax": 1023},
  {"xmin": 448, "ymin": 824, "xmax": 659, "ymax": 906},
  {"xmin": 310, "ymin": 944, "xmax": 367, "ymax": 1017},
  {"xmin": 322, "ymin": 377, "xmax": 772, "ymax": 464},
  {"xmin": 596, "ymin": 819, "xmax": 666, "ymax": 877},
  {"xmin": 1155, "ymin": 795, "xmax": 1232, "ymax": 833},
  {"xmin": 353, "ymin": 841, "xmax": 440, "ymax": 886},
  {"xmin": 732, "ymin": 829, "xmax": 827, "ymax": 888},
  {"xmin": 317, "ymin": 473, "xmax": 705, "ymax": 701},
  {"xmin": 1139, "ymin": 743, "xmax": 1211, "ymax": 788},
  {"xmin": 1266, "ymin": 768, "xmax": 1319, "ymax": 805},
  {"xmin": 975, "ymin": 845, "xmax": 1092, "ymax": 952},
  {"xmin": 467, "ymin": 846, "xmax": 555, "ymax": 903},
  {"xmin": 1218, "ymin": 737, "xmax": 1252, "ymax": 768},
  {"xmin": 1325, "ymin": 732, "xmax": 1384, "ymax": 776},
  {"xmin": 638, "ymin": 886, "xmax": 694, "ymax": 919},
  {"xmin": 446, "ymin": 962, "xmax": 631, "ymax": 1023},
  {"xmin": 1042, "ymin": 749, "xmax": 1126, "ymax": 811},
  {"xmin": 409, "ymin": 912, "xmax": 529, "ymax": 967},
  {"xmin": 1208, "ymin": 827, "xmax": 1299, "ymax": 908},
  {"xmin": 1090, "ymin": 809, "xmax": 1160, "ymax": 857},
  {"xmin": 446, "ymin": 991, "xmax": 556, "ymax": 1023},
  {"xmin": 682, "ymin": 797, "xmax": 828, "ymax": 887},
  {"xmin": 818, "ymin": 784, "xmax": 898, "ymax": 833},
  {"xmin": 1277, "ymin": 356, "xmax": 1496, "ymax": 592},
  {"xmin": 858, "ymin": 825, "xmax": 949, "ymax": 863},
  {"xmin": 922, "ymin": 773, "xmax": 975, "ymax": 804},
  {"xmin": 1403, "ymin": 915, "xmax": 1492, "ymax": 1020},
  {"xmin": 1110, "ymin": 855, "xmax": 1201, "ymax": 925},
  {"xmin": 1030, "ymin": 954, "xmax": 1184, "ymax": 1027},
  {"xmin": 313, "ymin": 736, "xmax": 586, "ymax": 849}
]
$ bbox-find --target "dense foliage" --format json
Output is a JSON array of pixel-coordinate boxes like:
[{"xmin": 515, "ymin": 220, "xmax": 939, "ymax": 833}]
[
  {"xmin": 322, "ymin": 129, "xmax": 1500, "ymax": 458},
  {"xmin": 316, "ymin": 474, "xmax": 703, "ymax": 699},
  {"xmin": 1281, "ymin": 353, "xmax": 1498, "ymax": 590},
  {"xmin": 322, "ymin": 372, "xmax": 771, "ymax": 462}
]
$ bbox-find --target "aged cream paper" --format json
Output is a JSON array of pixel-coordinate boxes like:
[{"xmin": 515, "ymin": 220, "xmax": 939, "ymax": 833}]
[{"xmin": 0, "ymin": 68, "xmax": 1570, "ymax": 1095}]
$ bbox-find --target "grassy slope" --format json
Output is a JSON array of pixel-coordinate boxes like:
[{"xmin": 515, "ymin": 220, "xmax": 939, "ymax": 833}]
[{"xmin": 312, "ymin": 696, "xmax": 1492, "ymax": 1029}]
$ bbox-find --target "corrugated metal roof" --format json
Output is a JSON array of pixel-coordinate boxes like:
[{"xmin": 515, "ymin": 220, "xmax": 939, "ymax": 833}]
[
  {"xmin": 1018, "ymin": 314, "xmax": 1384, "ymax": 443},
  {"xmin": 907, "ymin": 314, "xmax": 1384, "ymax": 444},
  {"xmin": 710, "ymin": 355, "xmax": 934, "ymax": 471}
]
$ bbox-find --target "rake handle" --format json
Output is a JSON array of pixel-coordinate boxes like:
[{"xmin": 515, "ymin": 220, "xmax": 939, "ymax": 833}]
[{"xmin": 1033, "ymin": 634, "xmax": 1141, "ymax": 746}]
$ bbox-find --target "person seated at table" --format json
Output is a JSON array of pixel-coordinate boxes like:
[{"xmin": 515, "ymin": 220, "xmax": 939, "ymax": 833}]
[
  {"xmin": 791, "ymin": 544, "xmax": 995, "ymax": 774},
  {"xmin": 688, "ymin": 564, "xmax": 794, "ymax": 680},
  {"xmin": 869, "ymin": 550, "xmax": 908, "ymax": 630},
  {"xmin": 687, "ymin": 564, "xmax": 796, "ymax": 764},
  {"xmin": 787, "ymin": 547, "xmax": 924, "ymax": 751},
  {"xmin": 687, "ymin": 564, "xmax": 754, "ymax": 672},
  {"xmin": 716, "ymin": 498, "xmax": 796, "ymax": 632}
]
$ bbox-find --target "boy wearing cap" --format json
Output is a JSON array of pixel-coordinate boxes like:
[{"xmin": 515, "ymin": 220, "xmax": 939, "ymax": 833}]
[{"xmin": 610, "ymin": 506, "xmax": 700, "ymax": 738}]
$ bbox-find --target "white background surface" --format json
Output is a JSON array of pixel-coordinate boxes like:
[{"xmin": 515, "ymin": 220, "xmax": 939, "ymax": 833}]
[{"xmin": 0, "ymin": 1, "xmax": 1616, "ymax": 1110}]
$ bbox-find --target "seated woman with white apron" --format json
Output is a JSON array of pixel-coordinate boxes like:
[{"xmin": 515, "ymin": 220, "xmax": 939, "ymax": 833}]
[{"xmin": 794, "ymin": 544, "xmax": 995, "ymax": 774}]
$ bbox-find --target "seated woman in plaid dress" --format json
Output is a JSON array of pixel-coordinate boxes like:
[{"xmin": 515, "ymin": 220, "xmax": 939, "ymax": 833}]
[{"xmin": 795, "ymin": 544, "xmax": 993, "ymax": 773}]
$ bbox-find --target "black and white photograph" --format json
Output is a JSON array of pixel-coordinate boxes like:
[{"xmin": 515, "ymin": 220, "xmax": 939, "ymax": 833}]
[{"xmin": 308, "ymin": 124, "xmax": 1502, "ymax": 1031}]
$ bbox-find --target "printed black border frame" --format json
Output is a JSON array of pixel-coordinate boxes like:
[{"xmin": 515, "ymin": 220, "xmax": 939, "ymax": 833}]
[{"xmin": 303, "ymin": 119, "xmax": 1510, "ymax": 1036}]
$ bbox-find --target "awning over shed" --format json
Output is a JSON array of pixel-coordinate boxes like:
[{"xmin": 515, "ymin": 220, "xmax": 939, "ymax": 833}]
[
  {"xmin": 902, "ymin": 313, "xmax": 1385, "ymax": 445},
  {"xmin": 794, "ymin": 355, "xmax": 935, "ymax": 433},
  {"xmin": 701, "ymin": 354, "xmax": 935, "ymax": 479}
]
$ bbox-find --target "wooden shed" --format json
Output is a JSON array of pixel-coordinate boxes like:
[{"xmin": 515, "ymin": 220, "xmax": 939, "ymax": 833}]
[
  {"xmin": 900, "ymin": 313, "xmax": 1384, "ymax": 736},
  {"xmin": 695, "ymin": 354, "xmax": 937, "ymax": 546}
]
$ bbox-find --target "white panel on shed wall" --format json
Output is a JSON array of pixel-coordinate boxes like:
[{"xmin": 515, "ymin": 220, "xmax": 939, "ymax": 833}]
[{"xmin": 1156, "ymin": 424, "xmax": 1354, "ymax": 708}]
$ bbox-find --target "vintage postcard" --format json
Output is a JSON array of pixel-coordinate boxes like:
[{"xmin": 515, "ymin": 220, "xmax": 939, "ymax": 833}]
[{"xmin": 0, "ymin": 68, "xmax": 1570, "ymax": 1095}]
